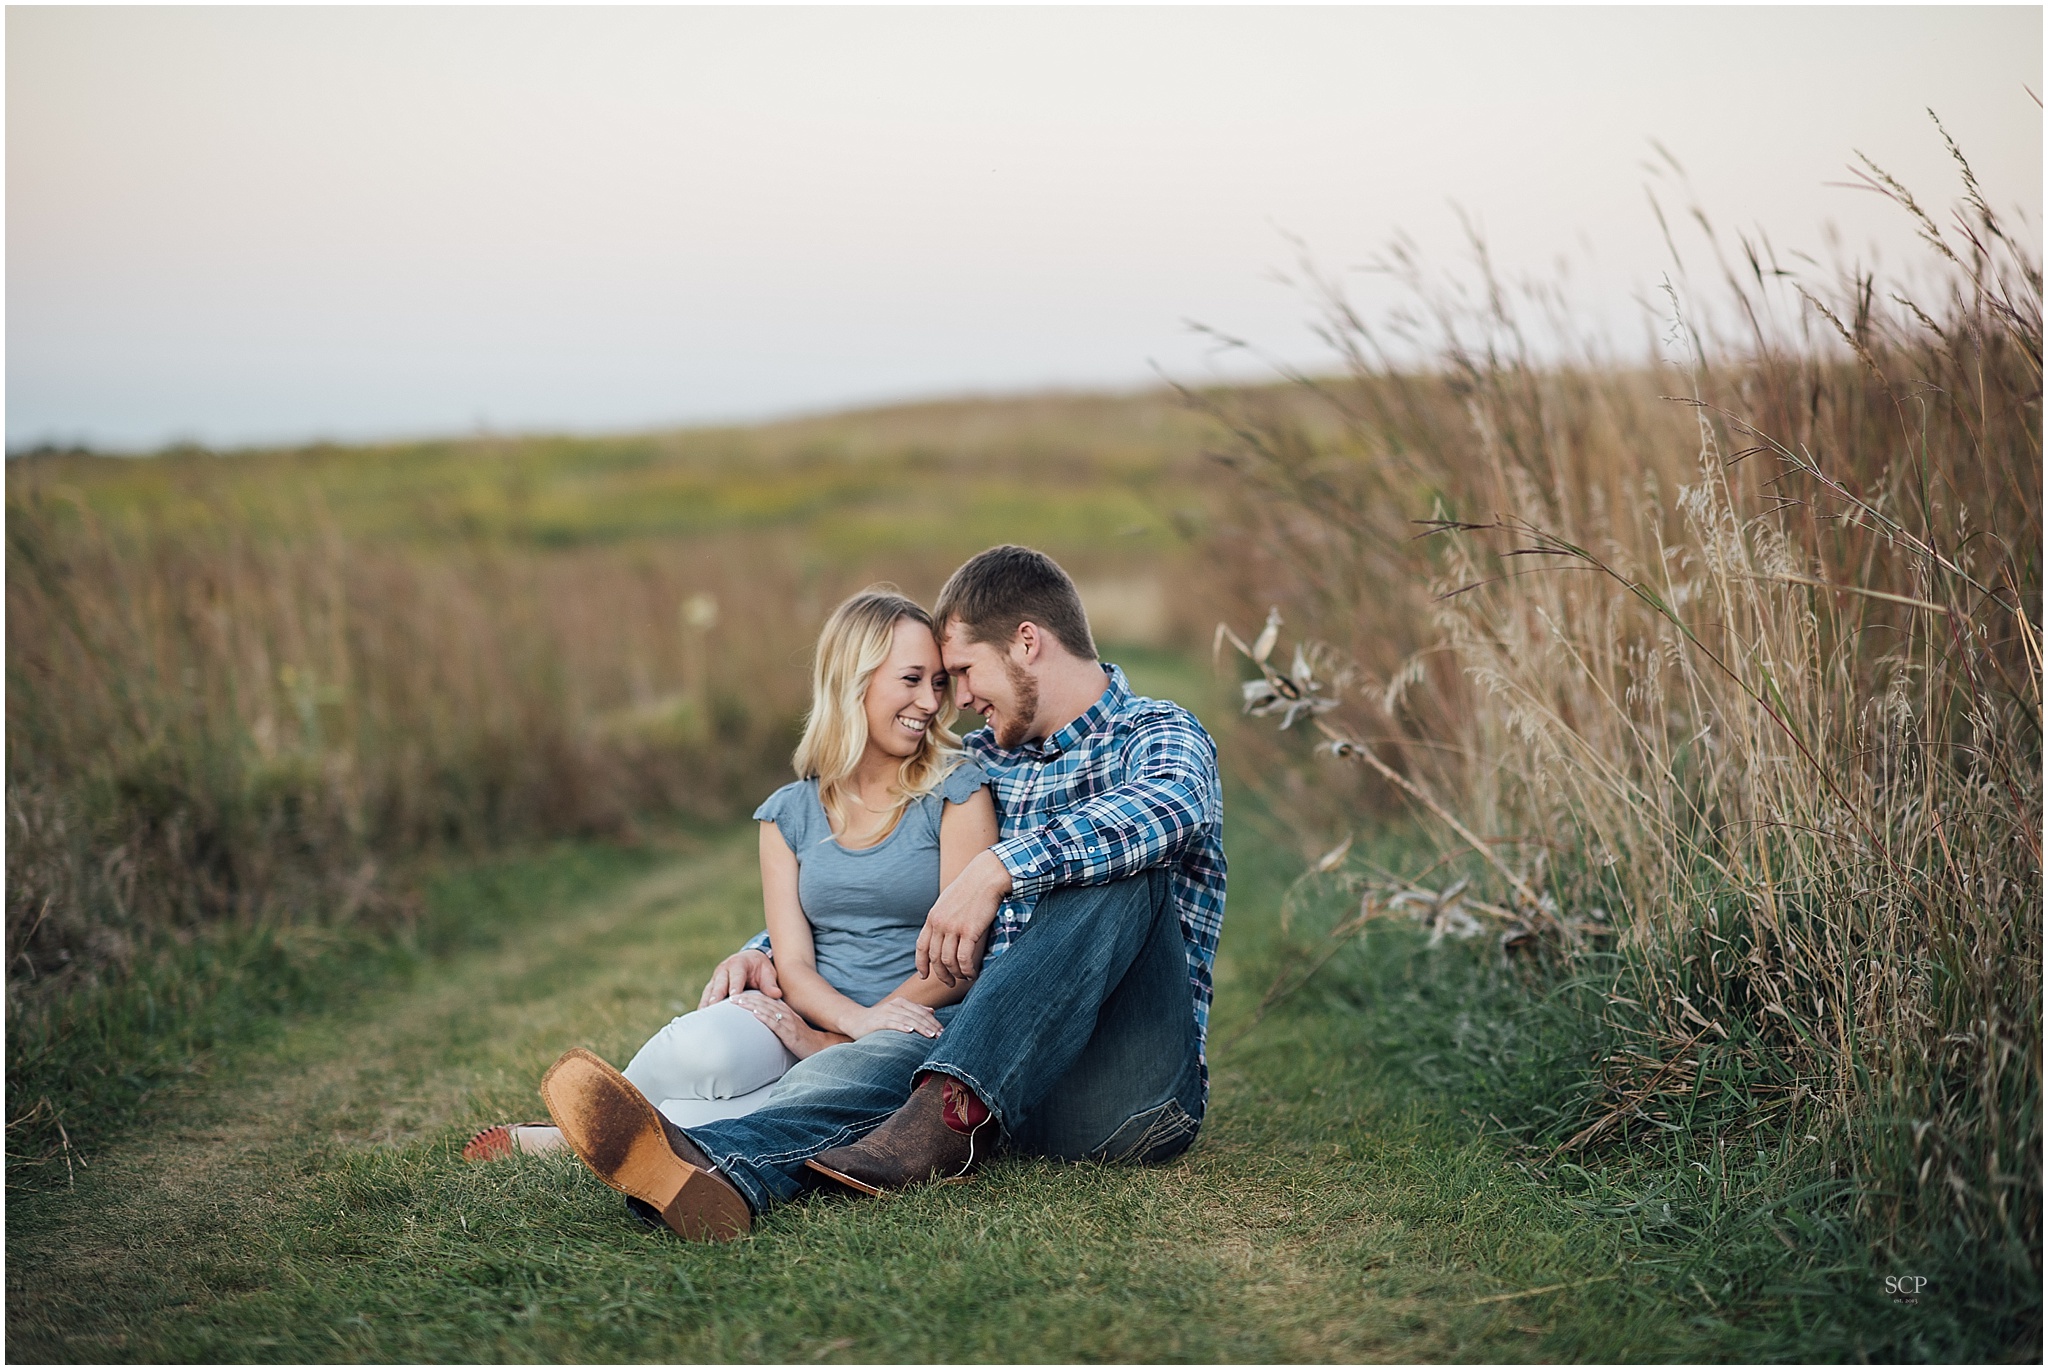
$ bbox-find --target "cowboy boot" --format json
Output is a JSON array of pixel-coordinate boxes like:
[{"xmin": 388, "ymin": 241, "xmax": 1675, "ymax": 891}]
[
  {"xmin": 628, "ymin": 1111, "xmax": 730, "ymax": 1228},
  {"xmin": 540, "ymin": 1047, "xmax": 752, "ymax": 1241},
  {"xmin": 805, "ymin": 1073, "xmax": 995, "ymax": 1196}
]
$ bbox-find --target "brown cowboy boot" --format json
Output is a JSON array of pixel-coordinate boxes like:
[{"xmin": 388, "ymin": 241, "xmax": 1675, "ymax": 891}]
[
  {"xmin": 540, "ymin": 1047, "xmax": 752, "ymax": 1241},
  {"xmin": 805, "ymin": 1073, "xmax": 996, "ymax": 1196}
]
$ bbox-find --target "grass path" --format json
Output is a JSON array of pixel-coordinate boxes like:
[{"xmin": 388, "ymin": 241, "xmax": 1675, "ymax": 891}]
[{"xmin": 9, "ymin": 826, "xmax": 1680, "ymax": 1362}]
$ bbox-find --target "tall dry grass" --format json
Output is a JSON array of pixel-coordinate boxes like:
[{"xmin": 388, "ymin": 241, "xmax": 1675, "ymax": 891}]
[
  {"xmin": 5, "ymin": 486, "xmax": 819, "ymax": 992},
  {"xmin": 1204, "ymin": 136, "xmax": 2039, "ymax": 1277}
]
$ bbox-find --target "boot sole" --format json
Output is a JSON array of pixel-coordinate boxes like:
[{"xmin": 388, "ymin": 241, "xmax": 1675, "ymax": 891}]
[
  {"xmin": 541, "ymin": 1047, "xmax": 752, "ymax": 1241},
  {"xmin": 803, "ymin": 1156, "xmax": 974, "ymax": 1196},
  {"xmin": 803, "ymin": 1157, "xmax": 886, "ymax": 1196}
]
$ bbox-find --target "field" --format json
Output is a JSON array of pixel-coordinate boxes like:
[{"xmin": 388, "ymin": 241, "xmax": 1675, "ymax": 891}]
[
  {"xmin": 7, "ymin": 150, "xmax": 2040, "ymax": 1360},
  {"xmin": 10, "ymin": 695, "xmax": 1997, "ymax": 1362}
]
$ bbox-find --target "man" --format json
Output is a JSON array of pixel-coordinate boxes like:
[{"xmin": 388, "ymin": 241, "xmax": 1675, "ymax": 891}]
[{"xmin": 540, "ymin": 545, "xmax": 1225, "ymax": 1239}]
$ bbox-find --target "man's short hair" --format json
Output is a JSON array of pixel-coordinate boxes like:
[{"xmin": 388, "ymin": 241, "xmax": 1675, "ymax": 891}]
[{"xmin": 934, "ymin": 545, "xmax": 1098, "ymax": 660}]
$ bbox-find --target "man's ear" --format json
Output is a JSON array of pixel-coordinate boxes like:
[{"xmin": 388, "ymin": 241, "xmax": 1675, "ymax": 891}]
[{"xmin": 1011, "ymin": 621, "xmax": 1042, "ymax": 665}]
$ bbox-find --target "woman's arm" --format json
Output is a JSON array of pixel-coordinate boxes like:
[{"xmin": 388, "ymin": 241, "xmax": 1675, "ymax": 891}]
[
  {"xmin": 879, "ymin": 785, "xmax": 999, "ymax": 1009},
  {"xmin": 756, "ymin": 822, "xmax": 943, "ymax": 1049}
]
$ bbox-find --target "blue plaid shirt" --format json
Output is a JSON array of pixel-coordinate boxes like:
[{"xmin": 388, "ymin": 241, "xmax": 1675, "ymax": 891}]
[{"xmin": 746, "ymin": 663, "xmax": 1227, "ymax": 1065}]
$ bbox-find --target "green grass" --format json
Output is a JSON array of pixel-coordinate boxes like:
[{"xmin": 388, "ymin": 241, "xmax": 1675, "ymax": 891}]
[
  {"xmin": 12, "ymin": 808, "xmax": 2015, "ymax": 1361},
  {"xmin": 1283, "ymin": 940, "xmax": 2025, "ymax": 1360},
  {"xmin": 1246, "ymin": 842, "xmax": 2039, "ymax": 1362},
  {"xmin": 5, "ymin": 838, "xmax": 682, "ymax": 1191},
  {"xmin": 1, "ymin": 824, "xmax": 1537, "ymax": 1363}
]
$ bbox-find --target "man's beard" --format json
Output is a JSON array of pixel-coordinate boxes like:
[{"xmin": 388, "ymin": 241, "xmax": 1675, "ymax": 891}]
[{"xmin": 992, "ymin": 655, "xmax": 1041, "ymax": 749}]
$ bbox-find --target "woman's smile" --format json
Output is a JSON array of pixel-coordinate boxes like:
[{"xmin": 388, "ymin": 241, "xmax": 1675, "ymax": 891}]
[{"xmin": 854, "ymin": 616, "xmax": 950, "ymax": 763}]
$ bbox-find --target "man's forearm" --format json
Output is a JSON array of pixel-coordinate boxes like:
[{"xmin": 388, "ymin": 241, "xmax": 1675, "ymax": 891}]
[{"xmin": 993, "ymin": 771, "xmax": 1212, "ymax": 898}]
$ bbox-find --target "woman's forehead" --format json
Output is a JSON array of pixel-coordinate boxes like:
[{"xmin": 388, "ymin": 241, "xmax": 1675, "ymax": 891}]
[{"xmin": 885, "ymin": 618, "xmax": 940, "ymax": 660}]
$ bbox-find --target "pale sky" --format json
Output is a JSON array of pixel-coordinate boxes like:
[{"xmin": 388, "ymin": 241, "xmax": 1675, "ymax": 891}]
[{"xmin": 7, "ymin": 5, "xmax": 2041, "ymax": 452}]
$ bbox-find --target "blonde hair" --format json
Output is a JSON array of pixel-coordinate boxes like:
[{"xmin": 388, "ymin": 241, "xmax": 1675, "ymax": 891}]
[{"xmin": 792, "ymin": 586, "xmax": 962, "ymax": 840}]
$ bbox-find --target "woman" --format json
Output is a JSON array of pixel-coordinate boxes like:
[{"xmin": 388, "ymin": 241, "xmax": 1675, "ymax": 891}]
[{"xmin": 464, "ymin": 586, "xmax": 996, "ymax": 1161}]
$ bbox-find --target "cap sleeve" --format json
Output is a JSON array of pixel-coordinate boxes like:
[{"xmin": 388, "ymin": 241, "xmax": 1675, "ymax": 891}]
[
  {"xmin": 940, "ymin": 761, "xmax": 990, "ymax": 805},
  {"xmin": 752, "ymin": 779, "xmax": 814, "ymax": 849}
]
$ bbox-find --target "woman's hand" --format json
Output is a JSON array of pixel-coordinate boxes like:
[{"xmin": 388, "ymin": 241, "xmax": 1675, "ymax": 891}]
[
  {"xmin": 732, "ymin": 990, "xmax": 844, "ymax": 1060},
  {"xmin": 838, "ymin": 996, "xmax": 944, "ymax": 1041}
]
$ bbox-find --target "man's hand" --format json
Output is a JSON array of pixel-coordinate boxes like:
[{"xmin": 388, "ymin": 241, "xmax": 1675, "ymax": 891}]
[
  {"xmin": 915, "ymin": 850, "xmax": 1014, "ymax": 987},
  {"xmin": 699, "ymin": 948, "xmax": 782, "ymax": 1008}
]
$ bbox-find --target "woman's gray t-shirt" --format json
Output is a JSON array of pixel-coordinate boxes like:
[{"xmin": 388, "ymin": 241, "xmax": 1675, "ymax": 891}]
[{"xmin": 752, "ymin": 763, "xmax": 990, "ymax": 1007}]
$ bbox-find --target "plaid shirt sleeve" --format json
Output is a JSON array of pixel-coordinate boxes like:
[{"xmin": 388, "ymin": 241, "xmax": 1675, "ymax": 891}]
[
  {"xmin": 740, "ymin": 929, "xmax": 773, "ymax": 956},
  {"xmin": 991, "ymin": 711, "xmax": 1219, "ymax": 898}
]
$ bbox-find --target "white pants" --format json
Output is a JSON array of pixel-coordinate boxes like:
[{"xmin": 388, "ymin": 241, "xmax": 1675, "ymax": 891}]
[{"xmin": 620, "ymin": 999, "xmax": 798, "ymax": 1129}]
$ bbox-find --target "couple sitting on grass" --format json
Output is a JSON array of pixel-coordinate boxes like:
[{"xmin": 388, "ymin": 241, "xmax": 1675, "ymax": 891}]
[{"xmin": 465, "ymin": 544, "xmax": 1225, "ymax": 1240}]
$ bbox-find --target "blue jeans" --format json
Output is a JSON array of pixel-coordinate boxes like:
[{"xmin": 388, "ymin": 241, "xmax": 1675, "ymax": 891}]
[{"xmin": 684, "ymin": 870, "xmax": 1205, "ymax": 1212}]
